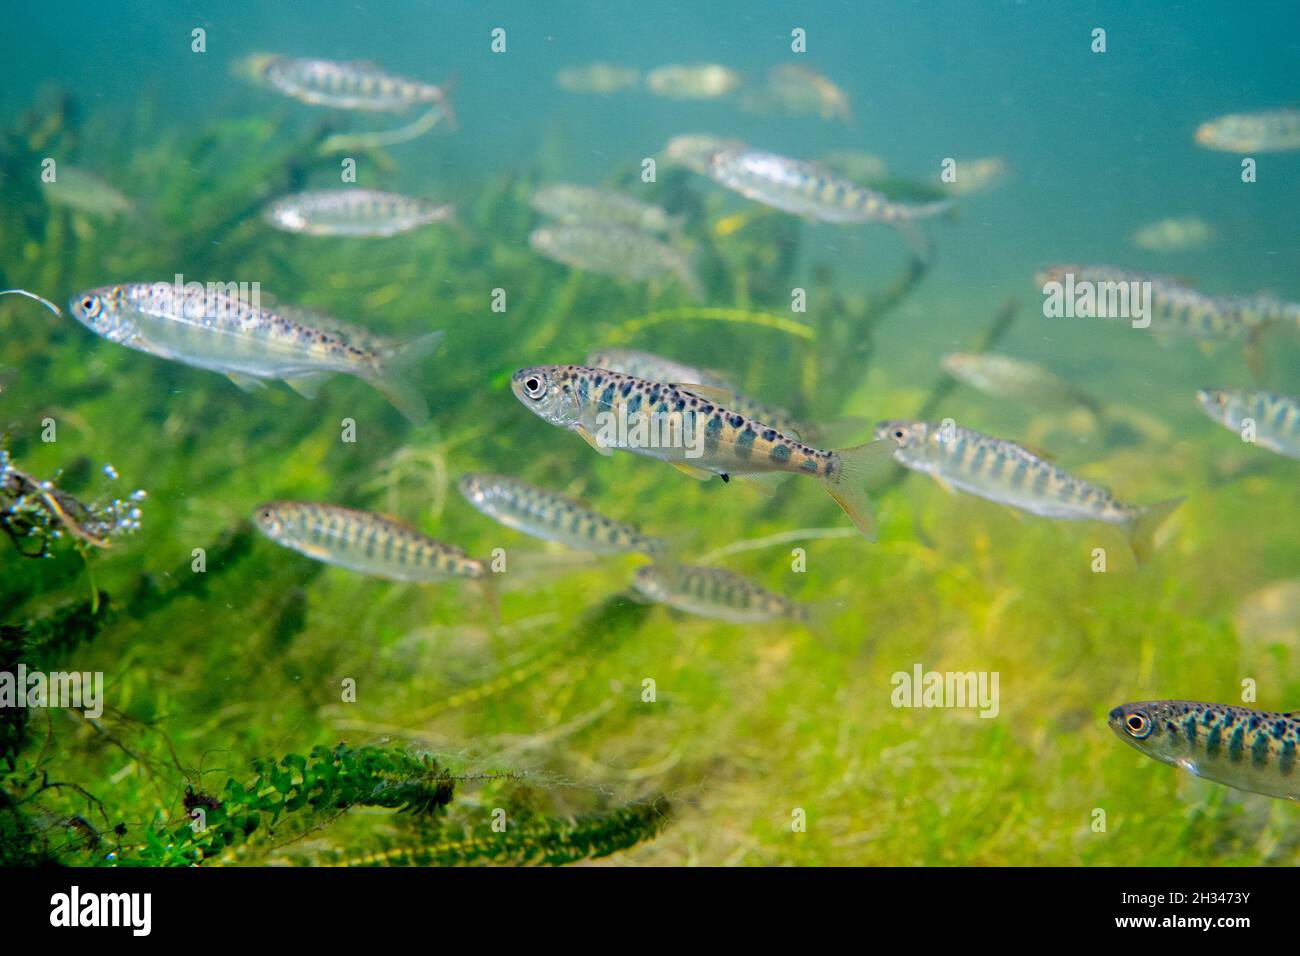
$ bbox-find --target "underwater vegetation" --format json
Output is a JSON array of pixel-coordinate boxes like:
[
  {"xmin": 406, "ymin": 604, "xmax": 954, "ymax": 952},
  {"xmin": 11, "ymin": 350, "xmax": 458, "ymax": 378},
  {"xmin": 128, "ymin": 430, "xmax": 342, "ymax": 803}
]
[{"xmin": 1, "ymin": 11, "xmax": 1299, "ymax": 872}]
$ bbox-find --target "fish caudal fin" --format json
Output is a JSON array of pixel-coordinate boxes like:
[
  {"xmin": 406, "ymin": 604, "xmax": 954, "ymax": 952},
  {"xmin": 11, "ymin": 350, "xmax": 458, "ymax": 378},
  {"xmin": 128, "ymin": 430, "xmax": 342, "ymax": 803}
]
[
  {"xmin": 821, "ymin": 439, "xmax": 898, "ymax": 541},
  {"xmin": 1128, "ymin": 497, "xmax": 1184, "ymax": 564},
  {"xmin": 367, "ymin": 330, "xmax": 444, "ymax": 424}
]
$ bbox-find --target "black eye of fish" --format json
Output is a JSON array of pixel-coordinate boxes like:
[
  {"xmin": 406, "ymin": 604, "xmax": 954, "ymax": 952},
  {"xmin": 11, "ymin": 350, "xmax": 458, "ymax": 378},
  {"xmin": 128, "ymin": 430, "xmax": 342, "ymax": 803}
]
[
  {"xmin": 893, "ymin": 429, "xmax": 905, "ymax": 440},
  {"xmin": 525, "ymin": 377, "xmax": 542, "ymax": 396},
  {"xmin": 81, "ymin": 296, "xmax": 95, "ymax": 311},
  {"xmin": 1125, "ymin": 714, "xmax": 1150, "ymax": 737}
]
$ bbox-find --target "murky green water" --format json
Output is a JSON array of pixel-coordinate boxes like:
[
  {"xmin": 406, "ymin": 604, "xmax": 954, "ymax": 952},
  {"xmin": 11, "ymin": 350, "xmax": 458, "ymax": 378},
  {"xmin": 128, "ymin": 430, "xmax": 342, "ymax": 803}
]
[{"xmin": 1, "ymin": 1, "xmax": 1298, "ymax": 867}]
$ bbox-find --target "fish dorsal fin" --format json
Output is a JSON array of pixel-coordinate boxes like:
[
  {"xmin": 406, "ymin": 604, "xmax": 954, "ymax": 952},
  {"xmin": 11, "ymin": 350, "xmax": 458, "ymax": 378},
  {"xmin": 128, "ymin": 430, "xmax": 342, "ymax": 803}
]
[{"xmin": 675, "ymin": 383, "xmax": 733, "ymax": 405}]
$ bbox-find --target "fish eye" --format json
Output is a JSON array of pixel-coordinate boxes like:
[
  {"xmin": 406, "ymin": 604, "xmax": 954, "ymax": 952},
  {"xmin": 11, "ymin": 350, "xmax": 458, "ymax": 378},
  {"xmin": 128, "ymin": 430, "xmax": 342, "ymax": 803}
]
[
  {"xmin": 892, "ymin": 427, "xmax": 908, "ymax": 441},
  {"xmin": 524, "ymin": 376, "xmax": 545, "ymax": 399},
  {"xmin": 80, "ymin": 295, "xmax": 99, "ymax": 315},
  {"xmin": 1124, "ymin": 713, "xmax": 1151, "ymax": 738}
]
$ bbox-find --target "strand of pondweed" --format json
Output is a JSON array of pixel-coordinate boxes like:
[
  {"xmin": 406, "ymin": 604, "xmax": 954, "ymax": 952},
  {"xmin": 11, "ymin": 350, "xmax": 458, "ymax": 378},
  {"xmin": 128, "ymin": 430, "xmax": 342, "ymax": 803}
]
[
  {"xmin": 319, "ymin": 797, "xmax": 671, "ymax": 867},
  {"xmin": 698, "ymin": 527, "xmax": 860, "ymax": 564},
  {"xmin": 609, "ymin": 306, "xmax": 814, "ymax": 343}
]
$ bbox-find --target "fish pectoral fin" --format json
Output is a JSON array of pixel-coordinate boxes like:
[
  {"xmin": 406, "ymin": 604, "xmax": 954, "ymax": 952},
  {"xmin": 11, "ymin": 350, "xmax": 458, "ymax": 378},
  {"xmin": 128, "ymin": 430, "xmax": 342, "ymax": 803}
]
[
  {"xmin": 574, "ymin": 424, "xmax": 613, "ymax": 456},
  {"xmin": 284, "ymin": 372, "xmax": 330, "ymax": 399},
  {"xmin": 931, "ymin": 473, "xmax": 958, "ymax": 495},
  {"xmin": 226, "ymin": 371, "xmax": 268, "ymax": 393},
  {"xmin": 674, "ymin": 383, "xmax": 734, "ymax": 405},
  {"xmin": 671, "ymin": 461, "xmax": 715, "ymax": 481}
]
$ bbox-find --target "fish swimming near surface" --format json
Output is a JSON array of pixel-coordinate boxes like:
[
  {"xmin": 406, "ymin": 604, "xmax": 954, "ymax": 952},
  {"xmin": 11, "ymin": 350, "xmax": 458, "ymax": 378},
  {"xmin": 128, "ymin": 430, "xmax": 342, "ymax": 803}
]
[
  {"xmin": 458, "ymin": 472, "xmax": 666, "ymax": 557},
  {"xmin": 531, "ymin": 184, "xmax": 681, "ymax": 235},
  {"xmin": 237, "ymin": 53, "xmax": 454, "ymax": 114},
  {"xmin": 875, "ymin": 419, "xmax": 1182, "ymax": 561},
  {"xmin": 1035, "ymin": 264, "xmax": 1298, "ymax": 344},
  {"xmin": 254, "ymin": 501, "xmax": 485, "ymax": 583},
  {"xmin": 1194, "ymin": 109, "xmax": 1300, "ymax": 152},
  {"xmin": 554, "ymin": 62, "xmax": 641, "ymax": 94},
  {"xmin": 529, "ymin": 224, "xmax": 702, "ymax": 298},
  {"xmin": 1109, "ymin": 700, "xmax": 1300, "ymax": 801},
  {"xmin": 1195, "ymin": 389, "xmax": 1300, "ymax": 460},
  {"xmin": 67, "ymin": 282, "xmax": 441, "ymax": 422},
  {"xmin": 511, "ymin": 364, "xmax": 897, "ymax": 539},
  {"xmin": 645, "ymin": 63, "xmax": 740, "ymax": 100},
  {"xmin": 1130, "ymin": 216, "xmax": 1214, "ymax": 252},
  {"xmin": 586, "ymin": 347, "xmax": 810, "ymax": 440},
  {"xmin": 263, "ymin": 189, "xmax": 455, "ymax": 238},
  {"xmin": 633, "ymin": 563, "xmax": 809, "ymax": 623},
  {"xmin": 40, "ymin": 166, "xmax": 135, "ymax": 218},
  {"xmin": 744, "ymin": 64, "xmax": 853, "ymax": 123},
  {"xmin": 940, "ymin": 352, "xmax": 1102, "ymax": 418}
]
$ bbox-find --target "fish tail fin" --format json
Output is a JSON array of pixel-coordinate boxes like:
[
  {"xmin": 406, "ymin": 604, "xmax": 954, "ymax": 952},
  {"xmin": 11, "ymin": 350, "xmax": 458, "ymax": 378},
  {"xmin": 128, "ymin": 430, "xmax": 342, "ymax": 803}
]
[
  {"xmin": 1128, "ymin": 497, "xmax": 1184, "ymax": 564},
  {"xmin": 821, "ymin": 439, "xmax": 898, "ymax": 541},
  {"xmin": 367, "ymin": 330, "xmax": 444, "ymax": 424},
  {"xmin": 435, "ymin": 73, "xmax": 459, "ymax": 132}
]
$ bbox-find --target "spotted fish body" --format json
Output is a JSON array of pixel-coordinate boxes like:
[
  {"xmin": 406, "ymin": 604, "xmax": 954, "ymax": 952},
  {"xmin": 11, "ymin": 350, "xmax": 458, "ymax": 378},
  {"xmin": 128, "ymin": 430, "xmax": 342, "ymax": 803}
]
[
  {"xmin": 264, "ymin": 189, "xmax": 455, "ymax": 238},
  {"xmin": 1195, "ymin": 109, "xmax": 1300, "ymax": 153},
  {"xmin": 633, "ymin": 564, "xmax": 809, "ymax": 623},
  {"xmin": 458, "ymin": 472, "xmax": 666, "ymax": 557},
  {"xmin": 1110, "ymin": 700, "xmax": 1300, "ymax": 801},
  {"xmin": 67, "ymin": 283, "xmax": 440, "ymax": 422},
  {"xmin": 531, "ymin": 185, "xmax": 680, "ymax": 235},
  {"xmin": 528, "ymin": 225, "xmax": 701, "ymax": 297},
  {"xmin": 511, "ymin": 364, "xmax": 895, "ymax": 539},
  {"xmin": 1196, "ymin": 389, "xmax": 1300, "ymax": 459},
  {"xmin": 251, "ymin": 54, "xmax": 450, "ymax": 113},
  {"xmin": 585, "ymin": 348, "xmax": 808, "ymax": 440},
  {"xmin": 1035, "ymin": 265, "xmax": 1297, "ymax": 341},
  {"xmin": 704, "ymin": 148, "xmax": 951, "ymax": 226},
  {"xmin": 254, "ymin": 501, "xmax": 483, "ymax": 583},
  {"xmin": 876, "ymin": 419, "xmax": 1180, "ymax": 559}
]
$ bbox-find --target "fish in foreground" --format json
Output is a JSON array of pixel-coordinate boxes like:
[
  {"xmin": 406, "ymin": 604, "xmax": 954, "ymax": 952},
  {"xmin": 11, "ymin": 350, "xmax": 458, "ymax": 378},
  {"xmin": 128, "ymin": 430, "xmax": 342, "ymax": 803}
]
[
  {"xmin": 633, "ymin": 563, "xmax": 809, "ymax": 623},
  {"xmin": 264, "ymin": 189, "xmax": 454, "ymax": 238},
  {"xmin": 1194, "ymin": 109, "xmax": 1300, "ymax": 152},
  {"xmin": 237, "ymin": 53, "xmax": 453, "ymax": 114},
  {"xmin": 554, "ymin": 62, "xmax": 641, "ymax": 95},
  {"xmin": 67, "ymin": 283, "xmax": 441, "ymax": 422},
  {"xmin": 1196, "ymin": 389, "xmax": 1300, "ymax": 460},
  {"xmin": 511, "ymin": 364, "xmax": 896, "ymax": 539},
  {"xmin": 875, "ymin": 419, "xmax": 1181, "ymax": 561},
  {"xmin": 941, "ymin": 352, "xmax": 1102, "ymax": 418},
  {"xmin": 1110, "ymin": 700, "xmax": 1300, "ymax": 801},
  {"xmin": 1035, "ymin": 264, "xmax": 1297, "ymax": 343},
  {"xmin": 459, "ymin": 473, "xmax": 666, "ymax": 557},
  {"xmin": 586, "ymin": 347, "xmax": 809, "ymax": 439},
  {"xmin": 529, "ymin": 224, "xmax": 701, "ymax": 298},
  {"xmin": 254, "ymin": 501, "xmax": 484, "ymax": 583},
  {"xmin": 531, "ymin": 184, "xmax": 681, "ymax": 235},
  {"xmin": 645, "ymin": 63, "xmax": 740, "ymax": 100},
  {"xmin": 40, "ymin": 167, "xmax": 134, "ymax": 218},
  {"xmin": 1130, "ymin": 216, "xmax": 1213, "ymax": 252}
]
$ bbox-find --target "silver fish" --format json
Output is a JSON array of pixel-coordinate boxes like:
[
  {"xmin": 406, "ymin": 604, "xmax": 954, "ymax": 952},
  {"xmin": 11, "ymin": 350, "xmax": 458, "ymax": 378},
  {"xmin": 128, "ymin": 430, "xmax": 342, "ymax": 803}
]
[
  {"xmin": 263, "ymin": 189, "xmax": 454, "ymax": 238},
  {"xmin": 531, "ymin": 184, "xmax": 681, "ymax": 234},
  {"xmin": 664, "ymin": 134, "xmax": 748, "ymax": 175},
  {"xmin": 645, "ymin": 63, "xmax": 740, "ymax": 100},
  {"xmin": 529, "ymin": 224, "xmax": 701, "ymax": 297},
  {"xmin": 876, "ymin": 419, "xmax": 1181, "ymax": 560},
  {"xmin": 254, "ymin": 501, "xmax": 483, "ymax": 583},
  {"xmin": 1194, "ymin": 109, "xmax": 1300, "ymax": 153},
  {"xmin": 941, "ymin": 352, "xmax": 1101, "ymax": 417},
  {"xmin": 458, "ymin": 472, "xmax": 666, "ymax": 557},
  {"xmin": 67, "ymin": 282, "xmax": 441, "ymax": 422},
  {"xmin": 241, "ymin": 53, "xmax": 452, "ymax": 114},
  {"xmin": 633, "ymin": 563, "xmax": 809, "ymax": 623},
  {"xmin": 40, "ymin": 167, "xmax": 134, "ymax": 218},
  {"xmin": 1196, "ymin": 389, "xmax": 1300, "ymax": 460}
]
